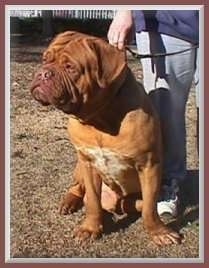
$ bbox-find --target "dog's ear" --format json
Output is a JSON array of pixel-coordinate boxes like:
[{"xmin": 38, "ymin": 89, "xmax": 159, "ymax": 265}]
[{"xmin": 91, "ymin": 38, "xmax": 127, "ymax": 89}]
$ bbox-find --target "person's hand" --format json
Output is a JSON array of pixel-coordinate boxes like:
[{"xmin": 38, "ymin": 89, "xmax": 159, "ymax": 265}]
[{"xmin": 107, "ymin": 10, "xmax": 133, "ymax": 50}]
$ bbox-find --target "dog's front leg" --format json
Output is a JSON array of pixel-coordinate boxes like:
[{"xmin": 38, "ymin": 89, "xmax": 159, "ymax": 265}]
[
  {"xmin": 75, "ymin": 160, "xmax": 103, "ymax": 241},
  {"xmin": 137, "ymin": 157, "xmax": 181, "ymax": 246}
]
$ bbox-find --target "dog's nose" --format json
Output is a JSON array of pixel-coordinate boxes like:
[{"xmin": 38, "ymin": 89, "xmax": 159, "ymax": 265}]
[{"xmin": 39, "ymin": 69, "xmax": 54, "ymax": 80}]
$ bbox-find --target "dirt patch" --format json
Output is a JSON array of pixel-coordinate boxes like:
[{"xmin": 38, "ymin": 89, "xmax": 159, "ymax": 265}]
[{"xmin": 9, "ymin": 44, "xmax": 199, "ymax": 259}]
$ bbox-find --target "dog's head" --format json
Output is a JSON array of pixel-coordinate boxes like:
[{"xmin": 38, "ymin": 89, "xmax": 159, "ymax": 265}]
[{"xmin": 30, "ymin": 31, "xmax": 127, "ymax": 114}]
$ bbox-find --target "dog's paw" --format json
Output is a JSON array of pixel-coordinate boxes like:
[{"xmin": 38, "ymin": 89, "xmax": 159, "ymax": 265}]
[
  {"xmin": 150, "ymin": 226, "xmax": 182, "ymax": 246},
  {"xmin": 59, "ymin": 192, "xmax": 83, "ymax": 215},
  {"xmin": 74, "ymin": 220, "xmax": 103, "ymax": 242}
]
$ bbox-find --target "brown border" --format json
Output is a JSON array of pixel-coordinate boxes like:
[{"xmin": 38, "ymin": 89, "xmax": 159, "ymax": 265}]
[{"xmin": 1, "ymin": 0, "xmax": 208, "ymax": 267}]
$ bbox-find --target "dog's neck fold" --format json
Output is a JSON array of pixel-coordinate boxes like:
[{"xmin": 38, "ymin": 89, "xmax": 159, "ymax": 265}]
[{"xmin": 70, "ymin": 68, "xmax": 149, "ymax": 136}]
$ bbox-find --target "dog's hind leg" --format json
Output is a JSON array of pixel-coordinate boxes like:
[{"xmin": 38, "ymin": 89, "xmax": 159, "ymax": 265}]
[
  {"xmin": 100, "ymin": 183, "xmax": 144, "ymax": 218},
  {"xmin": 59, "ymin": 161, "xmax": 85, "ymax": 215}
]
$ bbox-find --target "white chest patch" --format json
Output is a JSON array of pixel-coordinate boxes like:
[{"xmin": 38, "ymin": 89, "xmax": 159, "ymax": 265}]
[{"xmin": 76, "ymin": 146, "xmax": 140, "ymax": 195}]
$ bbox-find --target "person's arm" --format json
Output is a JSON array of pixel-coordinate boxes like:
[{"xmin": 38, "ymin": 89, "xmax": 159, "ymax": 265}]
[{"xmin": 107, "ymin": 10, "xmax": 133, "ymax": 50}]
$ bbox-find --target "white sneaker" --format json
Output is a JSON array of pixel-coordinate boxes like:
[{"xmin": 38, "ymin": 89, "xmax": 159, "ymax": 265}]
[
  {"xmin": 157, "ymin": 179, "xmax": 179, "ymax": 217},
  {"xmin": 157, "ymin": 196, "xmax": 178, "ymax": 217}
]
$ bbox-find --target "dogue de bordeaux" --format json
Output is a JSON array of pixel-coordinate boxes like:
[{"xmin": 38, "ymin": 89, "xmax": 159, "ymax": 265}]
[{"xmin": 30, "ymin": 31, "xmax": 181, "ymax": 246}]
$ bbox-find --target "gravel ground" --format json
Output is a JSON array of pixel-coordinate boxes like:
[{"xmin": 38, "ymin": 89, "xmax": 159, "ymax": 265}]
[{"xmin": 9, "ymin": 44, "xmax": 200, "ymax": 260}]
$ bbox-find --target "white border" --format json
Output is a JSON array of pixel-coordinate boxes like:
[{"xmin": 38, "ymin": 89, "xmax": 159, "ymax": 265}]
[
  {"xmin": 5, "ymin": 5, "xmax": 204, "ymax": 263},
  {"xmin": 5, "ymin": 4, "xmax": 11, "ymax": 265},
  {"xmin": 5, "ymin": 5, "xmax": 203, "ymax": 10},
  {"xmin": 198, "ymin": 3, "xmax": 204, "ymax": 263},
  {"xmin": 5, "ymin": 257, "xmax": 204, "ymax": 264}
]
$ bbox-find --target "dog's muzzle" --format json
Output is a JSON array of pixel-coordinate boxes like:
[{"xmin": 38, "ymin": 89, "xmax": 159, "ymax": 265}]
[{"xmin": 30, "ymin": 68, "xmax": 57, "ymax": 105}]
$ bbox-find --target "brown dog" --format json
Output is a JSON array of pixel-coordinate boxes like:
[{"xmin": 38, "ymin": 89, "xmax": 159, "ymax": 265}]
[{"xmin": 30, "ymin": 31, "xmax": 181, "ymax": 246}]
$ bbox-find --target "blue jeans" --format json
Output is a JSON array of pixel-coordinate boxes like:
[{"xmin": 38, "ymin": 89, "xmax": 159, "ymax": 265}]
[{"xmin": 136, "ymin": 32, "xmax": 198, "ymax": 185}]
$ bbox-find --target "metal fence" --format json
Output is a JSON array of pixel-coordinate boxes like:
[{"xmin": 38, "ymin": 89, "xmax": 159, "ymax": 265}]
[{"xmin": 10, "ymin": 10, "xmax": 116, "ymax": 19}]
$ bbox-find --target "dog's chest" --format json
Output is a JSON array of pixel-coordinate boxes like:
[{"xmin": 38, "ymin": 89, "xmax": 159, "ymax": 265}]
[{"xmin": 76, "ymin": 146, "xmax": 140, "ymax": 196}]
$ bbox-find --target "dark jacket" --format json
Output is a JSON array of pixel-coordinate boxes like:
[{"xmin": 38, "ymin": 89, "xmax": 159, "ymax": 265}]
[{"xmin": 132, "ymin": 10, "xmax": 199, "ymax": 44}]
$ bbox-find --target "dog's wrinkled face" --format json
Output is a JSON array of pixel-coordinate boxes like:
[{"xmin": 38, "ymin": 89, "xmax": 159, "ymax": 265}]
[{"xmin": 30, "ymin": 31, "xmax": 127, "ymax": 115}]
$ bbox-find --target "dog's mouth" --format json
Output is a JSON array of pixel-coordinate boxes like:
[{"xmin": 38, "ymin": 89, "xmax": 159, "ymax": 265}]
[{"xmin": 31, "ymin": 83, "xmax": 51, "ymax": 105}]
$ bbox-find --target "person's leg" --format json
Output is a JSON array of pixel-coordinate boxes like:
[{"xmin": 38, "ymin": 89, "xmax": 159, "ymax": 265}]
[{"xmin": 136, "ymin": 32, "xmax": 196, "ymax": 216}]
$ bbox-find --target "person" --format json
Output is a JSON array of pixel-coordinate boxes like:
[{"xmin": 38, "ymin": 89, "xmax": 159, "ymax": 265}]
[{"xmin": 107, "ymin": 10, "xmax": 199, "ymax": 217}]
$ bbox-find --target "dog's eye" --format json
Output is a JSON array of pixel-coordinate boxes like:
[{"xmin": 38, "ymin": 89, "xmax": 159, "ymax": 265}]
[
  {"xmin": 66, "ymin": 63, "xmax": 73, "ymax": 70},
  {"xmin": 42, "ymin": 57, "xmax": 47, "ymax": 64},
  {"xmin": 65, "ymin": 63, "xmax": 79, "ymax": 76},
  {"xmin": 42, "ymin": 50, "xmax": 55, "ymax": 64}
]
